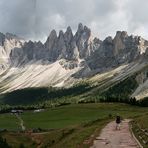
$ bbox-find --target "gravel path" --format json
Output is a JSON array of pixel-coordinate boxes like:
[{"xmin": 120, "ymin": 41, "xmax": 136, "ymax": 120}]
[{"xmin": 91, "ymin": 119, "xmax": 140, "ymax": 148}]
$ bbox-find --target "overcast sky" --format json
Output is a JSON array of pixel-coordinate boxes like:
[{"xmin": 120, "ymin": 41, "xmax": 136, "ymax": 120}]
[{"xmin": 0, "ymin": 0, "xmax": 148, "ymax": 42}]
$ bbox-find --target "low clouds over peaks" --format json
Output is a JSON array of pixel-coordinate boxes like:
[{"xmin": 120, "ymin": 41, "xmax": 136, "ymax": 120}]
[{"xmin": 0, "ymin": 0, "xmax": 148, "ymax": 41}]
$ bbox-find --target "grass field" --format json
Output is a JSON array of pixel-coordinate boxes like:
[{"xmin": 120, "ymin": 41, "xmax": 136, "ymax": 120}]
[
  {"xmin": 21, "ymin": 103, "xmax": 148, "ymax": 129},
  {"xmin": 0, "ymin": 114, "xmax": 20, "ymax": 131},
  {"xmin": 0, "ymin": 103, "xmax": 147, "ymax": 147},
  {"xmin": 134, "ymin": 113, "xmax": 148, "ymax": 129}
]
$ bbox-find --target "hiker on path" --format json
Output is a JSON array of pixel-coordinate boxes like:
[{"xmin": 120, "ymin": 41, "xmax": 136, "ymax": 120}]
[{"xmin": 116, "ymin": 115, "xmax": 121, "ymax": 130}]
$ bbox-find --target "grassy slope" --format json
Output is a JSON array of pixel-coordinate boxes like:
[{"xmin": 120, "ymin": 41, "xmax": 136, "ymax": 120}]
[
  {"xmin": 0, "ymin": 114, "xmax": 20, "ymax": 131},
  {"xmin": 99, "ymin": 75, "xmax": 138, "ymax": 100},
  {"xmin": 134, "ymin": 114, "xmax": 148, "ymax": 129},
  {"xmin": 0, "ymin": 103, "xmax": 147, "ymax": 147},
  {"xmin": 131, "ymin": 113, "xmax": 148, "ymax": 148}
]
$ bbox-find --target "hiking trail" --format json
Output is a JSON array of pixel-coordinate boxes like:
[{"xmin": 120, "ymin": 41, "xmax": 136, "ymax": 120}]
[
  {"xmin": 91, "ymin": 119, "xmax": 140, "ymax": 148},
  {"xmin": 15, "ymin": 114, "xmax": 26, "ymax": 131}
]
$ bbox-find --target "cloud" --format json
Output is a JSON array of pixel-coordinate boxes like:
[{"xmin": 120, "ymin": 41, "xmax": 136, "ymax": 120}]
[
  {"xmin": 0, "ymin": 0, "xmax": 147, "ymax": 42},
  {"xmin": 125, "ymin": 0, "xmax": 148, "ymax": 38},
  {"xmin": 0, "ymin": 0, "xmax": 36, "ymax": 39}
]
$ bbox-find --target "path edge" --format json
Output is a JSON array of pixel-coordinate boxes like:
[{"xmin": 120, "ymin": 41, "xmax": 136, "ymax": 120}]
[{"xmin": 129, "ymin": 121, "xmax": 143, "ymax": 148}]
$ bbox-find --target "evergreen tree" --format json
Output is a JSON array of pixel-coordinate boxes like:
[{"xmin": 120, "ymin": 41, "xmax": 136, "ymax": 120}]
[{"xmin": 0, "ymin": 136, "xmax": 11, "ymax": 148}]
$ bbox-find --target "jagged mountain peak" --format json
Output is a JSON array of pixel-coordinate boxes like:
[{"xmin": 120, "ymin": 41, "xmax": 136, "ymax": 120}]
[
  {"xmin": 78, "ymin": 23, "xmax": 84, "ymax": 32},
  {"xmin": 5, "ymin": 32, "xmax": 19, "ymax": 40},
  {"xmin": 66, "ymin": 26, "xmax": 72, "ymax": 33},
  {"xmin": 27, "ymin": 40, "xmax": 34, "ymax": 44},
  {"xmin": 46, "ymin": 29, "xmax": 58, "ymax": 42},
  {"xmin": 49, "ymin": 29, "xmax": 57, "ymax": 38},
  {"xmin": 34, "ymin": 40, "xmax": 43, "ymax": 45},
  {"xmin": 0, "ymin": 32, "xmax": 24, "ymax": 44},
  {"xmin": 64, "ymin": 26, "xmax": 73, "ymax": 42},
  {"xmin": 42, "ymin": 23, "xmax": 97, "ymax": 61},
  {"xmin": 0, "ymin": 31, "xmax": 25, "ymax": 67},
  {"xmin": 7, "ymin": 24, "xmax": 148, "ymax": 70},
  {"xmin": 115, "ymin": 31, "xmax": 128, "ymax": 38},
  {"xmin": 58, "ymin": 30, "xmax": 64, "ymax": 37},
  {"xmin": 104, "ymin": 36, "xmax": 113, "ymax": 43},
  {"xmin": 1, "ymin": 24, "xmax": 148, "ymax": 68},
  {"xmin": 75, "ymin": 23, "xmax": 91, "ymax": 36}
]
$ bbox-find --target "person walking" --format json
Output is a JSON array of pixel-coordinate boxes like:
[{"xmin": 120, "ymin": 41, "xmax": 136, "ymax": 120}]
[{"xmin": 116, "ymin": 115, "xmax": 121, "ymax": 130}]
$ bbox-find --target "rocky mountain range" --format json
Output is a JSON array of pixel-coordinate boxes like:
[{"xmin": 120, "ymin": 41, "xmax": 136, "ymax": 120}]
[
  {"xmin": 1, "ymin": 23, "xmax": 148, "ymax": 69},
  {"xmin": 1, "ymin": 23, "xmax": 148, "ymax": 100}
]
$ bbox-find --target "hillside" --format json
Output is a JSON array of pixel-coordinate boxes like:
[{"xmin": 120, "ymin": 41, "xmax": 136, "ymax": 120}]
[{"xmin": 0, "ymin": 63, "xmax": 148, "ymax": 107}]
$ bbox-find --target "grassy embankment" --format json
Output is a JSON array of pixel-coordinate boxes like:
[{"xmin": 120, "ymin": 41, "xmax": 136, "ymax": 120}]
[{"xmin": 131, "ymin": 113, "xmax": 148, "ymax": 148}]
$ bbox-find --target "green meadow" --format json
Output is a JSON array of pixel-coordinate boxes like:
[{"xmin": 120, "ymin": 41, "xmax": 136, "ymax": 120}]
[
  {"xmin": 0, "ymin": 103, "xmax": 147, "ymax": 147},
  {"xmin": 0, "ymin": 114, "xmax": 19, "ymax": 131},
  {"xmin": 21, "ymin": 103, "xmax": 148, "ymax": 129}
]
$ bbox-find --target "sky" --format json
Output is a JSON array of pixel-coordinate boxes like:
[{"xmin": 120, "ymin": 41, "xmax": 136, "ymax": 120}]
[{"xmin": 0, "ymin": 0, "xmax": 148, "ymax": 42}]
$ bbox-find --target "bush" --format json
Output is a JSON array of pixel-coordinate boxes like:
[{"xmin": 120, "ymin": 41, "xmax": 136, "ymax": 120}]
[
  {"xmin": 137, "ymin": 97, "xmax": 148, "ymax": 107},
  {"xmin": 0, "ymin": 136, "xmax": 11, "ymax": 148}
]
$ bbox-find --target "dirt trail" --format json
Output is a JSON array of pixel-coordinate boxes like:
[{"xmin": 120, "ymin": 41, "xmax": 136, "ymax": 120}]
[
  {"xmin": 91, "ymin": 119, "xmax": 140, "ymax": 148},
  {"xmin": 15, "ymin": 114, "xmax": 26, "ymax": 131}
]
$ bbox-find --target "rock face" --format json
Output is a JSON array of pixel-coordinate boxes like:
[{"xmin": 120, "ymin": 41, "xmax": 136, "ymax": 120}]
[
  {"xmin": 87, "ymin": 31, "xmax": 148, "ymax": 70},
  {"xmin": 1, "ymin": 23, "xmax": 148, "ymax": 72},
  {"xmin": 44, "ymin": 23, "xmax": 99, "ymax": 62},
  {"xmin": 0, "ymin": 32, "xmax": 24, "ymax": 69},
  {"xmin": 9, "ymin": 23, "xmax": 101, "ymax": 66},
  {"xmin": 10, "ymin": 41, "xmax": 47, "ymax": 66}
]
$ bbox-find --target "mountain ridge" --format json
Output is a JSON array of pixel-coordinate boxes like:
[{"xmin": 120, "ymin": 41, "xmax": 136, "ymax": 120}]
[{"xmin": 1, "ymin": 23, "xmax": 148, "ymax": 100}]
